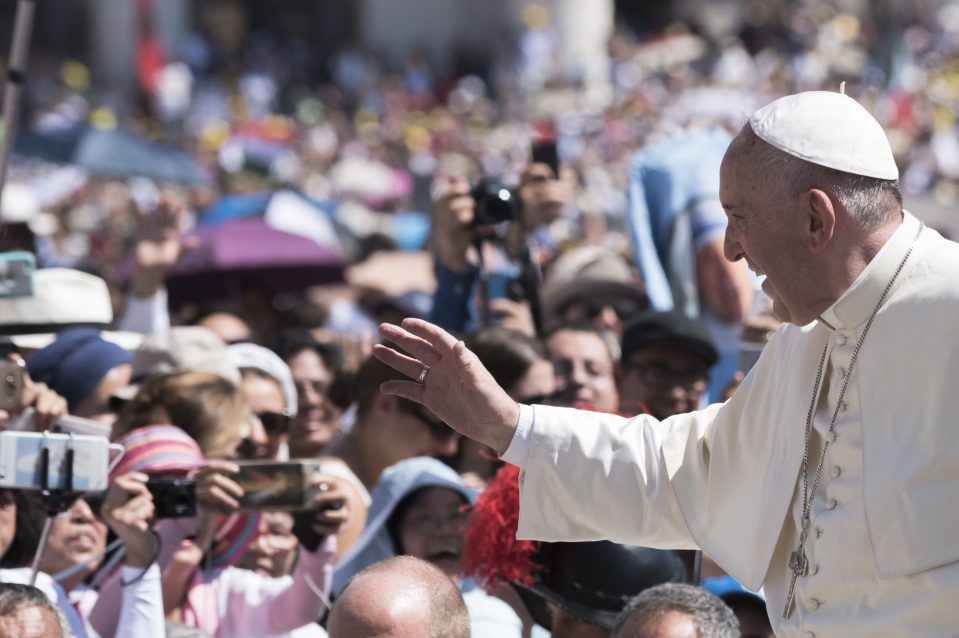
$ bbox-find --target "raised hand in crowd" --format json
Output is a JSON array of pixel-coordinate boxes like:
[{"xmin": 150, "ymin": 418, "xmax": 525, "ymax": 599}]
[
  {"xmin": 99, "ymin": 472, "xmax": 157, "ymax": 567},
  {"xmin": 130, "ymin": 192, "xmax": 197, "ymax": 299},
  {"xmin": 428, "ymin": 177, "xmax": 477, "ymax": 273},
  {"xmin": 516, "ymin": 161, "xmax": 574, "ymax": 230},
  {"xmin": 0, "ymin": 356, "xmax": 68, "ymax": 431}
]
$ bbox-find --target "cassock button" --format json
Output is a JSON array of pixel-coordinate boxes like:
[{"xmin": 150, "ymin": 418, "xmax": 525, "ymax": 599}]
[
  {"xmin": 831, "ymin": 466, "xmax": 841, "ymax": 479},
  {"xmin": 815, "ymin": 527, "xmax": 824, "ymax": 538},
  {"xmin": 810, "ymin": 597, "xmax": 823, "ymax": 610},
  {"xmin": 811, "ymin": 563, "xmax": 820, "ymax": 575},
  {"xmin": 836, "ymin": 334, "xmax": 847, "ymax": 346},
  {"xmin": 805, "ymin": 632, "xmax": 816, "ymax": 638},
  {"xmin": 837, "ymin": 367, "xmax": 847, "ymax": 379},
  {"xmin": 826, "ymin": 498, "xmax": 838, "ymax": 510},
  {"xmin": 827, "ymin": 431, "xmax": 838, "ymax": 444}
]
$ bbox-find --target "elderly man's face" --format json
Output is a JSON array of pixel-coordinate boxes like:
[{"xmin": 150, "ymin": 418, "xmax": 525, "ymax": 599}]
[{"xmin": 720, "ymin": 141, "xmax": 815, "ymax": 326}]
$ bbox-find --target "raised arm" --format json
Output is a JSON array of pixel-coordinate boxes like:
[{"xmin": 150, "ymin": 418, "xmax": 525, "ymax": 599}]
[{"xmin": 373, "ymin": 318, "xmax": 519, "ymax": 453}]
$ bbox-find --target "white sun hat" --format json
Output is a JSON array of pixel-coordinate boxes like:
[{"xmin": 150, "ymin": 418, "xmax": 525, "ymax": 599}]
[
  {"xmin": 0, "ymin": 268, "xmax": 143, "ymax": 351},
  {"xmin": 749, "ymin": 89, "xmax": 899, "ymax": 180}
]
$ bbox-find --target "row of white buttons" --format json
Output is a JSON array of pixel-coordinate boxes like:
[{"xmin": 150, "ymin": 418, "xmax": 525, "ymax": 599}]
[{"xmin": 805, "ymin": 333, "xmax": 851, "ymax": 633}]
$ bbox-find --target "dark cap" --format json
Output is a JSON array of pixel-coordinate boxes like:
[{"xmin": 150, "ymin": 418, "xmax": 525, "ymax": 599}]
[
  {"xmin": 620, "ymin": 311, "xmax": 718, "ymax": 366},
  {"xmin": 513, "ymin": 541, "xmax": 689, "ymax": 630}
]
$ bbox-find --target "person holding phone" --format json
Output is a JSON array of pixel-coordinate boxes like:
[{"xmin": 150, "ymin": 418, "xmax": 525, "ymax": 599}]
[{"xmin": 89, "ymin": 425, "xmax": 351, "ymax": 638}]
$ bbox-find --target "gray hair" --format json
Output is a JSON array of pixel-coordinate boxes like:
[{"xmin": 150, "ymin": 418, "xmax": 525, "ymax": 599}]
[
  {"xmin": 611, "ymin": 583, "xmax": 739, "ymax": 638},
  {"xmin": 0, "ymin": 583, "xmax": 68, "ymax": 638},
  {"xmin": 736, "ymin": 125, "xmax": 902, "ymax": 231}
]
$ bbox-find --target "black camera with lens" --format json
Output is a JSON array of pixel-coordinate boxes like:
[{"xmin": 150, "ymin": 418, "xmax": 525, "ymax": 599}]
[
  {"xmin": 83, "ymin": 477, "xmax": 196, "ymax": 520},
  {"xmin": 470, "ymin": 177, "xmax": 520, "ymax": 226},
  {"xmin": 147, "ymin": 477, "xmax": 196, "ymax": 519}
]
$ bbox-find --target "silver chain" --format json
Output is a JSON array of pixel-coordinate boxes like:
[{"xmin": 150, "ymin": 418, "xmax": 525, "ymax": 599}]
[{"xmin": 786, "ymin": 222, "xmax": 924, "ymax": 620}]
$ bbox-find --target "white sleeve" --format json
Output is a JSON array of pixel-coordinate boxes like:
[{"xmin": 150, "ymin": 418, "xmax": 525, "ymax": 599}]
[
  {"xmin": 116, "ymin": 288, "xmax": 170, "ymax": 336},
  {"xmin": 514, "ymin": 404, "xmax": 698, "ymax": 550},
  {"xmin": 116, "ymin": 564, "xmax": 164, "ymax": 638},
  {"xmin": 498, "ymin": 404, "xmax": 535, "ymax": 468}
]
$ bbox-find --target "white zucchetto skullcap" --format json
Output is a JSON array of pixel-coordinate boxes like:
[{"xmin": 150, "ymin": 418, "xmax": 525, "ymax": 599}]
[{"xmin": 749, "ymin": 90, "xmax": 899, "ymax": 180}]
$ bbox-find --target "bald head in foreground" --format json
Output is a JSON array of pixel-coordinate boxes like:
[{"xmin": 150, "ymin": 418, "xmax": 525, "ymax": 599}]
[{"xmin": 327, "ymin": 556, "xmax": 470, "ymax": 638}]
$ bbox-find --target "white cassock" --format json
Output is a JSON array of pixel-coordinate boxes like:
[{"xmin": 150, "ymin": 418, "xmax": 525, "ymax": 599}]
[{"xmin": 502, "ymin": 212, "xmax": 959, "ymax": 637}]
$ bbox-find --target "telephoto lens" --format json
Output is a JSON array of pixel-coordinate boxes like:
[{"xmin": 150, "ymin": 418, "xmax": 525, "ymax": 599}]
[{"xmin": 470, "ymin": 177, "xmax": 519, "ymax": 226}]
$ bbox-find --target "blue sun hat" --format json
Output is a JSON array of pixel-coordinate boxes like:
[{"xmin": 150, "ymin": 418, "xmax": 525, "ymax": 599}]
[{"xmin": 333, "ymin": 456, "xmax": 475, "ymax": 594}]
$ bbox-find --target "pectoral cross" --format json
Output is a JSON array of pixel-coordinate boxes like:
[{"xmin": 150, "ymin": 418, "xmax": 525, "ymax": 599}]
[{"xmin": 782, "ymin": 523, "xmax": 810, "ymax": 619}]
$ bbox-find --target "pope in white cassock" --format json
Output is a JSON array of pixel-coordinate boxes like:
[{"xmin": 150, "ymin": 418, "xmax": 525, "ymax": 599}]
[{"xmin": 373, "ymin": 90, "xmax": 959, "ymax": 638}]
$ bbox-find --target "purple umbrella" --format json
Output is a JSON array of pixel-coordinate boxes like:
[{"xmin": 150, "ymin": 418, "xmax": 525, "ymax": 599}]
[{"xmin": 166, "ymin": 218, "xmax": 344, "ymax": 306}]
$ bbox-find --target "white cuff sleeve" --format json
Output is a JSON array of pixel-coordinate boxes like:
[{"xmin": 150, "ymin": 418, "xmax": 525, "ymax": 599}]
[
  {"xmin": 118, "ymin": 563, "xmax": 164, "ymax": 637},
  {"xmin": 499, "ymin": 403, "xmax": 535, "ymax": 469},
  {"xmin": 117, "ymin": 287, "xmax": 170, "ymax": 336}
]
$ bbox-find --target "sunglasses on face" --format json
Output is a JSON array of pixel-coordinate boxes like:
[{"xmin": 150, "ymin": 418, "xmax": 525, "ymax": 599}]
[
  {"xmin": 256, "ymin": 411, "xmax": 294, "ymax": 436},
  {"xmin": 621, "ymin": 361, "xmax": 709, "ymax": 392},
  {"xmin": 398, "ymin": 400, "xmax": 459, "ymax": 441},
  {"xmin": 563, "ymin": 297, "xmax": 644, "ymax": 322},
  {"xmin": 515, "ymin": 391, "xmax": 557, "ymax": 405}
]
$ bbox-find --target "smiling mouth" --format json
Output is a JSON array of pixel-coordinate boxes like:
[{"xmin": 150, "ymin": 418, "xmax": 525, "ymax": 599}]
[{"xmin": 746, "ymin": 260, "xmax": 765, "ymax": 277}]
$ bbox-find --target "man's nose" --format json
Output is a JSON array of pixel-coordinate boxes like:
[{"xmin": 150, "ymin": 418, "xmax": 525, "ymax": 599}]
[
  {"xmin": 300, "ymin": 385, "xmax": 322, "ymax": 408},
  {"xmin": 594, "ymin": 306, "xmax": 622, "ymax": 335},
  {"xmin": 723, "ymin": 226, "xmax": 744, "ymax": 262},
  {"xmin": 566, "ymin": 362, "xmax": 592, "ymax": 386}
]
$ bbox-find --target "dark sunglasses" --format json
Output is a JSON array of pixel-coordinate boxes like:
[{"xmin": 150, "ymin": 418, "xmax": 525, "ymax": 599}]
[
  {"xmin": 621, "ymin": 361, "xmax": 709, "ymax": 392},
  {"xmin": 256, "ymin": 411, "xmax": 294, "ymax": 435},
  {"xmin": 399, "ymin": 400, "xmax": 459, "ymax": 441},
  {"xmin": 515, "ymin": 391, "xmax": 557, "ymax": 405},
  {"xmin": 564, "ymin": 297, "xmax": 644, "ymax": 321}
]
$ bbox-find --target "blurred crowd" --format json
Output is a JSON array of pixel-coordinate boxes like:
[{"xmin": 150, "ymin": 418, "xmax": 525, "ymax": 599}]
[{"xmin": 1, "ymin": 1, "xmax": 958, "ymax": 637}]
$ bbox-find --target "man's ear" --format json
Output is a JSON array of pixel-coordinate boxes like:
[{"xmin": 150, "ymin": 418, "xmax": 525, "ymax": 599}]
[{"xmin": 805, "ymin": 188, "xmax": 836, "ymax": 253}]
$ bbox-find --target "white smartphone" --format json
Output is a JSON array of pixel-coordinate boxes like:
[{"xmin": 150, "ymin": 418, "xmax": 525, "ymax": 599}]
[{"xmin": 0, "ymin": 431, "xmax": 114, "ymax": 491}]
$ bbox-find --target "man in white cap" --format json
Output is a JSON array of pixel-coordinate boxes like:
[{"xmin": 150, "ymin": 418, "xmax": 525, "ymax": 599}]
[{"xmin": 372, "ymin": 89, "xmax": 959, "ymax": 637}]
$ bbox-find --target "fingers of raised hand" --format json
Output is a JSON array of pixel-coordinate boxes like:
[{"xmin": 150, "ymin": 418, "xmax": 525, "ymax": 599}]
[
  {"xmin": 400, "ymin": 318, "xmax": 461, "ymax": 353},
  {"xmin": 376, "ymin": 323, "xmax": 443, "ymax": 366},
  {"xmin": 371, "ymin": 344, "xmax": 432, "ymax": 388}
]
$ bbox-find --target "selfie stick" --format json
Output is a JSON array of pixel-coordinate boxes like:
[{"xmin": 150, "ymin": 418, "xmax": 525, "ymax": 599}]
[
  {"xmin": 0, "ymin": 0, "xmax": 37, "ymax": 201},
  {"xmin": 29, "ymin": 434, "xmax": 77, "ymax": 585}
]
